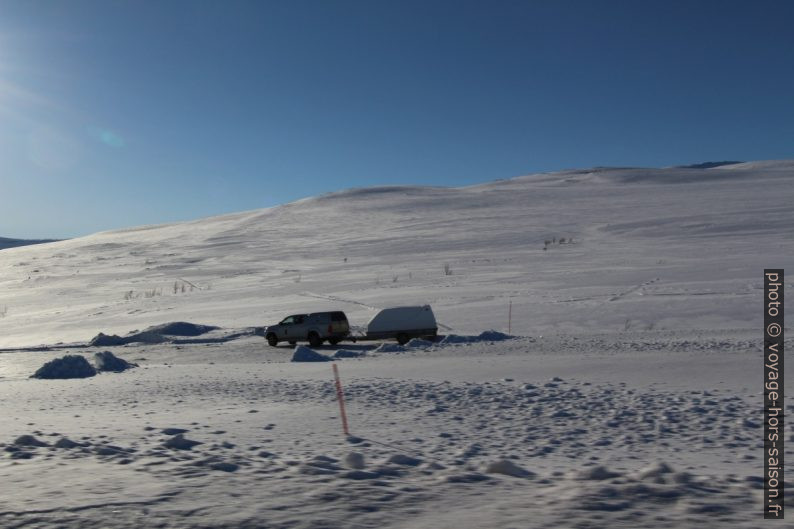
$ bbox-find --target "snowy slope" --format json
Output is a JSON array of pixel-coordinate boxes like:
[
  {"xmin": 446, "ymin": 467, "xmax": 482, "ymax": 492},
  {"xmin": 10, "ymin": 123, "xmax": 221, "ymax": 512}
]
[
  {"xmin": 0, "ymin": 237, "xmax": 59, "ymax": 251},
  {"xmin": 0, "ymin": 161, "xmax": 792, "ymax": 348},
  {"xmin": 1, "ymin": 161, "xmax": 793, "ymax": 529}
]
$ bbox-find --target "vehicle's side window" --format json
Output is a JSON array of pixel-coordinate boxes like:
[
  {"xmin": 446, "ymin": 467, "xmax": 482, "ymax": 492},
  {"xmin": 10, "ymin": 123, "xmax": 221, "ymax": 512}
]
[
  {"xmin": 281, "ymin": 316, "xmax": 294, "ymax": 325},
  {"xmin": 295, "ymin": 316, "xmax": 304, "ymax": 324}
]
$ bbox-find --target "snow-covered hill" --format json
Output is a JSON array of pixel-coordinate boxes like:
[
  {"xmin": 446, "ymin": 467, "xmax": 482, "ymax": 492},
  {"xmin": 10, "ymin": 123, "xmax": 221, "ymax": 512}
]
[
  {"xmin": 1, "ymin": 160, "xmax": 792, "ymax": 347},
  {"xmin": 2, "ymin": 161, "xmax": 792, "ymax": 529},
  {"xmin": 0, "ymin": 237, "xmax": 59, "ymax": 251}
]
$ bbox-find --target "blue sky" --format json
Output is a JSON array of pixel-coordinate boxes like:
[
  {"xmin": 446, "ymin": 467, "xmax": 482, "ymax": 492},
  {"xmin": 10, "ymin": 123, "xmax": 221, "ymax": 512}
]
[{"xmin": 1, "ymin": 0, "xmax": 792, "ymax": 239}]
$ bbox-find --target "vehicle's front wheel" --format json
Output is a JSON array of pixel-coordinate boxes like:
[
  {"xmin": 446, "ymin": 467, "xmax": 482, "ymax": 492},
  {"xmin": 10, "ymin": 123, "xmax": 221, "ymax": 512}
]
[
  {"xmin": 327, "ymin": 338, "xmax": 341, "ymax": 346},
  {"xmin": 266, "ymin": 333, "xmax": 278, "ymax": 347},
  {"xmin": 308, "ymin": 332, "xmax": 323, "ymax": 348}
]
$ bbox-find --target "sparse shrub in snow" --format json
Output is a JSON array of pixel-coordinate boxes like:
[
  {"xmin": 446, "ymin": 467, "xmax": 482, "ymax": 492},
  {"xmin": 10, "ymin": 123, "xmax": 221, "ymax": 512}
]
[
  {"xmin": 291, "ymin": 345, "xmax": 332, "ymax": 362},
  {"xmin": 0, "ymin": 305, "xmax": 7, "ymax": 317},
  {"xmin": 443, "ymin": 262, "xmax": 452, "ymax": 275},
  {"xmin": 31, "ymin": 355, "xmax": 96, "ymax": 379}
]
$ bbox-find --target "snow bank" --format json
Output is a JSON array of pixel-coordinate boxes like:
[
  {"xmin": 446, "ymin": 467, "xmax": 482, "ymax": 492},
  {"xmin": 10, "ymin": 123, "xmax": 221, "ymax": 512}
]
[
  {"xmin": 291, "ymin": 345, "xmax": 332, "ymax": 362},
  {"xmin": 89, "ymin": 332, "xmax": 127, "ymax": 346},
  {"xmin": 94, "ymin": 351, "xmax": 138, "ymax": 372},
  {"xmin": 373, "ymin": 343, "xmax": 407, "ymax": 353},
  {"xmin": 143, "ymin": 322, "xmax": 219, "ymax": 336},
  {"xmin": 89, "ymin": 330, "xmax": 167, "ymax": 346},
  {"xmin": 31, "ymin": 355, "xmax": 97, "ymax": 379},
  {"xmin": 440, "ymin": 330, "xmax": 515, "ymax": 344},
  {"xmin": 333, "ymin": 349, "xmax": 365, "ymax": 359}
]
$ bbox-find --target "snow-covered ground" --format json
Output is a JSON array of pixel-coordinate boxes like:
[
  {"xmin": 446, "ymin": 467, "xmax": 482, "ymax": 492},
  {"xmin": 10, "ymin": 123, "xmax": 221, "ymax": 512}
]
[{"xmin": 1, "ymin": 161, "xmax": 792, "ymax": 528}]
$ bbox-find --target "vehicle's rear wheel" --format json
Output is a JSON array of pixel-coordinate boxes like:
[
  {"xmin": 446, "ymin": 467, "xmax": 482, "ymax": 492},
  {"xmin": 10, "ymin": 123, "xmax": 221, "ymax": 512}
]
[
  {"xmin": 328, "ymin": 338, "xmax": 341, "ymax": 346},
  {"xmin": 266, "ymin": 333, "xmax": 278, "ymax": 347},
  {"xmin": 396, "ymin": 333, "xmax": 409, "ymax": 346},
  {"xmin": 308, "ymin": 332, "xmax": 323, "ymax": 348}
]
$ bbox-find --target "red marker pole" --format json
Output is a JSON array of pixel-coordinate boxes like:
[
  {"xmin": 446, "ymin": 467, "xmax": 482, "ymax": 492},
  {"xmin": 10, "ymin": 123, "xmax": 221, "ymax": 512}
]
[{"xmin": 332, "ymin": 363, "xmax": 350, "ymax": 436}]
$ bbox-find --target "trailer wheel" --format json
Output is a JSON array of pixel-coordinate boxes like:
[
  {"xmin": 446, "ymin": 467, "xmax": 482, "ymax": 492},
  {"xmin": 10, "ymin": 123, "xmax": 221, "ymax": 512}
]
[
  {"xmin": 396, "ymin": 333, "xmax": 409, "ymax": 346},
  {"xmin": 308, "ymin": 332, "xmax": 323, "ymax": 348},
  {"xmin": 328, "ymin": 338, "xmax": 341, "ymax": 346},
  {"xmin": 266, "ymin": 333, "xmax": 278, "ymax": 347}
]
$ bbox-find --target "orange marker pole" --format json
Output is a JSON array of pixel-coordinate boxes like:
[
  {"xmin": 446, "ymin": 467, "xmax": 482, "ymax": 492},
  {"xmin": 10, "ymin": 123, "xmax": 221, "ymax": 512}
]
[{"xmin": 332, "ymin": 363, "xmax": 350, "ymax": 436}]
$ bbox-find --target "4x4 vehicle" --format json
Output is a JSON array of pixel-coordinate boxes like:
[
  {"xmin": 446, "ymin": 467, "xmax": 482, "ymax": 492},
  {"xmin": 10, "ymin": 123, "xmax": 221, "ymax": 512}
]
[{"xmin": 264, "ymin": 311, "xmax": 349, "ymax": 347}]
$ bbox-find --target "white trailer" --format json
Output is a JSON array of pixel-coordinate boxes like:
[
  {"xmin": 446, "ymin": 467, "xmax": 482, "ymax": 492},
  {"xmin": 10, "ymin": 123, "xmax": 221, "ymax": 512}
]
[{"xmin": 351, "ymin": 305, "xmax": 438, "ymax": 345}]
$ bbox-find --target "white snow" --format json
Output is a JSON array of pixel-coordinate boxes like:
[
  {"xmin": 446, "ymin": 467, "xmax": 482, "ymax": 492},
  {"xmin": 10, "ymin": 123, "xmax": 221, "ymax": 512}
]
[{"xmin": 0, "ymin": 161, "xmax": 792, "ymax": 528}]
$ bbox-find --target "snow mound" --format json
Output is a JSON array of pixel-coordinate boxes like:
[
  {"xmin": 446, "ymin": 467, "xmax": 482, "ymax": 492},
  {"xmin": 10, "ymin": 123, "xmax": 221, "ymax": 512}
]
[
  {"xmin": 124, "ymin": 331, "xmax": 169, "ymax": 344},
  {"xmin": 291, "ymin": 345, "xmax": 332, "ymax": 362},
  {"xmin": 54, "ymin": 437, "xmax": 80, "ymax": 449},
  {"xmin": 387, "ymin": 454, "xmax": 423, "ymax": 466},
  {"xmin": 575, "ymin": 465, "xmax": 623, "ymax": 480},
  {"xmin": 14, "ymin": 434, "xmax": 49, "ymax": 447},
  {"xmin": 373, "ymin": 343, "xmax": 407, "ymax": 353},
  {"xmin": 94, "ymin": 351, "xmax": 138, "ymax": 372},
  {"xmin": 89, "ymin": 330, "xmax": 168, "ymax": 346},
  {"xmin": 477, "ymin": 330, "xmax": 514, "ymax": 341},
  {"xmin": 31, "ymin": 355, "xmax": 97, "ymax": 379},
  {"xmin": 344, "ymin": 452, "xmax": 366, "ymax": 469},
  {"xmin": 333, "ymin": 349, "xmax": 365, "ymax": 359},
  {"xmin": 635, "ymin": 461, "xmax": 675, "ymax": 481},
  {"xmin": 89, "ymin": 332, "xmax": 127, "ymax": 346},
  {"xmin": 484, "ymin": 459, "xmax": 535, "ymax": 478},
  {"xmin": 162, "ymin": 434, "xmax": 202, "ymax": 450},
  {"xmin": 439, "ymin": 331, "xmax": 514, "ymax": 344},
  {"xmin": 143, "ymin": 321, "xmax": 218, "ymax": 336}
]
